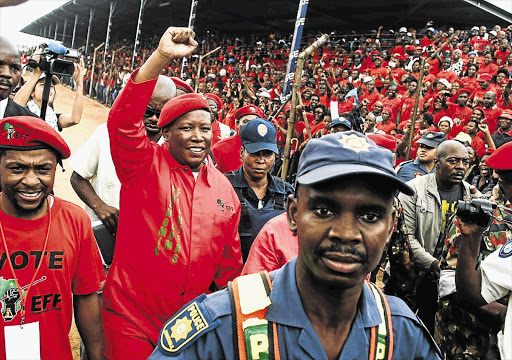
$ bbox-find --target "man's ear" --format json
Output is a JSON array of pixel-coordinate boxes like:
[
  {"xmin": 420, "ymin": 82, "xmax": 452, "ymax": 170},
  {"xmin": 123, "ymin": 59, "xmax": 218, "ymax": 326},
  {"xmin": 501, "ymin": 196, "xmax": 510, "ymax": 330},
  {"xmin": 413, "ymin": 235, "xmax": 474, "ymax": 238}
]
[
  {"xmin": 162, "ymin": 126, "xmax": 170, "ymax": 141},
  {"xmin": 287, "ymin": 194, "xmax": 298, "ymax": 235}
]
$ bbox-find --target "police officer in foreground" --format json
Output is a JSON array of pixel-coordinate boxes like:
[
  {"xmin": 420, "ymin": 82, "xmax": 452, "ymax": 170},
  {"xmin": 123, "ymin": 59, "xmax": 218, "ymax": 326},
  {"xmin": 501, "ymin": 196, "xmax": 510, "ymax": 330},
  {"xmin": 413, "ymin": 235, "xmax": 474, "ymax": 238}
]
[
  {"xmin": 396, "ymin": 131, "xmax": 445, "ymax": 182},
  {"xmin": 149, "ymin": 131, "xmax": 441, "ymax": 360},
  {"xmin": 225, "ymin": 118, "xmax": 294, "ymax": 261}
]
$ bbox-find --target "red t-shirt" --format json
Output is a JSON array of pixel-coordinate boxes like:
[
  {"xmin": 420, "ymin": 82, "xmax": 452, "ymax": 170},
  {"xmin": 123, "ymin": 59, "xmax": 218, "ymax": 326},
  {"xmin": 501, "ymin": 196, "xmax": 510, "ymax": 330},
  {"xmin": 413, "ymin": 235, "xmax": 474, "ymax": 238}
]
[
  {"xmin": 0, "ymin": 197, "xmax": 105, "ymax": 360},
  {"xmin": 241, "ymin": 213, "xmax": 297, "ymax": 275},
  {"xmin": 483, "ymin": 106, "xmax": 503, "ymax": 134},
  {"xmin": 376, "ymin": 120, "xmax": 397, "ymax": 134},
  {"xmin": 400, "ymin": 95, "xmax": 424, "ymax": 122}
]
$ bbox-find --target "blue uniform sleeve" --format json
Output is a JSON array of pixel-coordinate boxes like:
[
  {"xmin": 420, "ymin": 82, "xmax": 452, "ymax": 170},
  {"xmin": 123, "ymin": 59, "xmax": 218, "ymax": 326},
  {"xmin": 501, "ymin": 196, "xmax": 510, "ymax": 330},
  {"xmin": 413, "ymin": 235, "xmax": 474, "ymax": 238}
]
[{"xmin": 148, "ymin": 291, "xmax": 235, "ymax": 360}]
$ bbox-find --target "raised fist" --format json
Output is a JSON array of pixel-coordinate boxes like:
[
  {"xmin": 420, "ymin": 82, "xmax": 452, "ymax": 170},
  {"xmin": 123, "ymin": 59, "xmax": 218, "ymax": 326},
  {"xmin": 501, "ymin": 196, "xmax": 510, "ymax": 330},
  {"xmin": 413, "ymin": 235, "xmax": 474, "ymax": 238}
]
[{"xmin": 157, "ymin": 27, "xmax": 198, "ymax": 60}]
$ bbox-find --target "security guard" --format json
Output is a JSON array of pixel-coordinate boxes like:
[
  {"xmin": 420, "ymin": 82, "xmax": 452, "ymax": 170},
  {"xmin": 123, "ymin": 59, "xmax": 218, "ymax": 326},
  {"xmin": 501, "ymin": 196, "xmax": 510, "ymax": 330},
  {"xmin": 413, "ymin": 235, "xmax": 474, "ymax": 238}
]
[
  {"xmin": 225, "ymin": 118, "xmax": 294, "ymax": 261},
  {"xmin": 148, "ymin": 132, "xmax": 441, "ymax": 360},
  {"xmin": 396, "ymin": 131, "xmax": 445, "ymax": 182}
]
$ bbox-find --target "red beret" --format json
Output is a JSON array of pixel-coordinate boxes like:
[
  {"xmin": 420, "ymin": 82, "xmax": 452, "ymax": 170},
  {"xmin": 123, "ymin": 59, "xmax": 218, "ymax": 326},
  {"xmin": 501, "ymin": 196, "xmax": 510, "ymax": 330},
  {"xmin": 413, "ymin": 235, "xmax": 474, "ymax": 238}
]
[
  {"xmin": 205, "ymin": 93, "xmax": 223, "ymax": 110},
  {"xmin": 170, "ymin": 77, "xmax": 194, "ymax": 94},
  {"xmin": 249, "ymin": 72, "xmax": 256, "ymax": 78},
  {"xmin": 0, "ymin": 116, "xmax": 70, "ymax": 159},
  {"xmin": 157, "ymin": 93, "xmax": 211, "ymax": 128},
  {"xmin": 235, "ymin": 105, "xmax": 264, "ymax": 120},
  {"xmin": 486, "ymin": 142, "xmax": 512, "ymax": 170},
  {"xmin": 371, "ymin": 50, "xmax": 380, "ymax": 55},
  {"xmin": 477, "ymin": 73, "xmax": 492, "ymax": 82},
  {"xmin": 395, "ymin": 134, "xmax": 404, "ymax": 139},
  {"xmin": 458, "ymin": 89, "xmax": 471, "ymax": 95},
  {"xmin": 405, "ymin": 45, "xmax": 415, "ymax": 51},
  {"xmin": 367, "ymin": 133, "xmax": 397, "ymax": 151},
  {"xmin": 499, "ymin": 109, "xmax": 512, "ymax": 120}
]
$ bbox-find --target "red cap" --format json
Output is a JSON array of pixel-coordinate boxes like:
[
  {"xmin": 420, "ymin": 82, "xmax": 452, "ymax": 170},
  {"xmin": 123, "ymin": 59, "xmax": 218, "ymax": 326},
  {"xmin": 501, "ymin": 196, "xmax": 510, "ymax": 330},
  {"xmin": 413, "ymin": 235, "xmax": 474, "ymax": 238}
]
[
  {"xmin": 0, "ymin": 116, "xmax": 70, "ymax": 159},
  {"xmin": 235, "ymin": 105, "xmax": 264, "ymax": 120},
  {"xmin": 477, "ymin": 73, "xmax": 492, "ymax": 82},
  {"xmin": 367, "ymin": 133, "xmax": 397, "ymax": 151},
  {"xmin": 249, "ymin": 72, "xmax": 256, "ymax": 78},
  {"xmin": 458, "ymin": 89, "xmax": 471, "ymax": 95},
  {"xmin": 486, "ymin": 142, "xmax": 512, "ymax": 170},
  {"xmin": 171, "ymin": 77, "xmax": 194, "ymax": 94},
  {"xmin": 499, "ymin": 109, "xmax": 512, "ymax": 120},
  {"xmin": 371, "ymin": 50, "xmax": 380, "ymax": 55},
  {"xmin": 405, "ymin": 45, "xmax": 415, "ymax": 52},
  {"xmin": 158, "ymin": 93, "xmax": 210, "ymax": 128},
  {"xmin": 205, "ymin": 93, "xmax": 223, "ymax": 110}
]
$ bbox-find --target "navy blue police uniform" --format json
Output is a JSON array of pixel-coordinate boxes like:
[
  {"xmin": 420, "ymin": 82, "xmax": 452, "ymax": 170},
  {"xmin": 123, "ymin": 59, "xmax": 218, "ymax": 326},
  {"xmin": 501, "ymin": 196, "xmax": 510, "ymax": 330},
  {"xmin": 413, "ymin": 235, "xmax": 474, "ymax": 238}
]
[{"xmin": 148, "ymin": 258, "xmax": 441, "ymax": 360}]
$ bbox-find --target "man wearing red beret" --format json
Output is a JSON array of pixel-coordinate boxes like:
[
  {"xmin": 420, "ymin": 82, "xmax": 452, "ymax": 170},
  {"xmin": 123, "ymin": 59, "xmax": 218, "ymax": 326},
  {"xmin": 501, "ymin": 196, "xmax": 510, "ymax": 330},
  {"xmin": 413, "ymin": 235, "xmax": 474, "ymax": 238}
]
[
  {"xmin": 0, "ymin": 116, "xmax": 105, "ymax": 360},
  {"xmin": 103, "ymin": 27, "xmax": 242, "ymax": 359},
  {"xmin": 211, "ymin": 104, "xmax": 264, "ymax": 174}
]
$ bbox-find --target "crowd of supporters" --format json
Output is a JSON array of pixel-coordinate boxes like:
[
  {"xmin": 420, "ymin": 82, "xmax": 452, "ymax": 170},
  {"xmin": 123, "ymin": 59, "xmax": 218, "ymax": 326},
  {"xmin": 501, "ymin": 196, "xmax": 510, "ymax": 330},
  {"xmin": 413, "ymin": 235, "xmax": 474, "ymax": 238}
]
[{"xmin": 73, "ymin": 22, "xmax": 512, "ymax": 161}]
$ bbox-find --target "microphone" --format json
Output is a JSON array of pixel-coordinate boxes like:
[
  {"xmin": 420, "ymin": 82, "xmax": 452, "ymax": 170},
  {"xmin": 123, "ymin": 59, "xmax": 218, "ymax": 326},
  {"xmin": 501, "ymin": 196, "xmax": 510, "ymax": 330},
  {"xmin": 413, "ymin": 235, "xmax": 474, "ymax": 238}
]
[{"xmin": 48, "ymin": 41, "xmax": 67, "ymax": 55}]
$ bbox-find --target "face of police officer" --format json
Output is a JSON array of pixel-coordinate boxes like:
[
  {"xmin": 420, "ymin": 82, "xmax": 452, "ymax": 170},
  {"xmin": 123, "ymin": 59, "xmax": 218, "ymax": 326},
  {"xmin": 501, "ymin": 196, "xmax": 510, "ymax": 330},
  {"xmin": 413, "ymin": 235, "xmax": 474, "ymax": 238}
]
[
  {"xmin": 0, "ymin": 149, "xmax": 57, "ymax": 220},
  {"xmin": 0, "ymin": 38, "xmax": 22, "ymax": 101},
  {"xmin": 162, "ymin": 109, "xmax": 212, "ymax": 172},
  {"xmin": 241, "ymin": 147, "xmax": 275, "ymax": 182},
  {"xmin": 289, "ymin": 176, "xmax": 395, "ymax": 290},
  {"xmin": 417, "ymin": 144, "xmax": 436, "ymax": 163}
]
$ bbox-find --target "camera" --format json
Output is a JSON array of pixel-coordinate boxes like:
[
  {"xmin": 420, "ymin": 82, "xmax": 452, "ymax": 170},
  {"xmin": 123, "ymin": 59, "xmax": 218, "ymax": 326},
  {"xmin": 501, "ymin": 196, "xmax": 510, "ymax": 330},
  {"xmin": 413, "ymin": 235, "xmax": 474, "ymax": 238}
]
[
  {"xmin": 456, "ymin": 198, "xmax": 497, "ymax": 227},
  {"xmin": 28, "ymin": 42, "xmax": 77, "ymax": 77}
]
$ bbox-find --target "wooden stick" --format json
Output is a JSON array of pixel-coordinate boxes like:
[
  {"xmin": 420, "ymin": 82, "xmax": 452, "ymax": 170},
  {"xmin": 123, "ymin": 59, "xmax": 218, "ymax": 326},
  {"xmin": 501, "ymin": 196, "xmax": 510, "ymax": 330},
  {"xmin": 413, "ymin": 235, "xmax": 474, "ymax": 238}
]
[{"xmin": 281, "ymin": 34, "xmax": 329, "ymax": 181}]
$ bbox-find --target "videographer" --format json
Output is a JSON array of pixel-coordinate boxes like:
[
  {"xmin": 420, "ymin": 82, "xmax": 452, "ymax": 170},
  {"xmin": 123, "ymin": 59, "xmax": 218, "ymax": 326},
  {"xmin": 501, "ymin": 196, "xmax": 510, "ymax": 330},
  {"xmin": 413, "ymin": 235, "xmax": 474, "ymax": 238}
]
[
  {"xmin": 13, "ymin": 51, "xmax": 84, "ymax": 131},
  {"xmin": 455, "ymin": 142, "xmax": 512, "ymax": 360}
]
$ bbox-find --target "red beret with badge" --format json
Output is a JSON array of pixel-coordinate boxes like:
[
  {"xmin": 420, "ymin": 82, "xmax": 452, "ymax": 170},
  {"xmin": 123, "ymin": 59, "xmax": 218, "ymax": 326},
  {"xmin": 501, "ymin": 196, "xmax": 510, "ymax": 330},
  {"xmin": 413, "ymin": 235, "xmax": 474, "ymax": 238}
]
[
  {"xmin": 235, "ymin": 105, "xmax": 264, "ymax": 120},
  {"xmin": 0, "ymin": 116, "xmax": 71, "ymax": 159},
  {"xmin": 170, "ymin": 77, "xmax": 194, "ymax": 94},
  {"xmin": 157, "ymin": 93, "xmax": 211, "ymax": 128},
  {"xmin": 486, "ymin": 142, "xmax": 512, "ymax": 170}
]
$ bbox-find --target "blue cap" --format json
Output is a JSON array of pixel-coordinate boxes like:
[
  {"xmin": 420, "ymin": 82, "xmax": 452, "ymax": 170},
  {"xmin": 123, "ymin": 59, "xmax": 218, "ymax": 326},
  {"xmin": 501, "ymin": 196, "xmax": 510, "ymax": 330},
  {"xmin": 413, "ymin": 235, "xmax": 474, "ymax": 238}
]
[
  {"xmin": 240, "ymin": 118, "xmax": 279, "ymax": 154},
  {"xmin": 296, "ymin": 131, "xmax": 414, "ymax": 195},
  {"xmin": 330, "ymin": 117, "xmax": 352, "ymax": 130},
  {"xmin": 416, "ymin": 131, "xmax": 446, "ymax": 148}
]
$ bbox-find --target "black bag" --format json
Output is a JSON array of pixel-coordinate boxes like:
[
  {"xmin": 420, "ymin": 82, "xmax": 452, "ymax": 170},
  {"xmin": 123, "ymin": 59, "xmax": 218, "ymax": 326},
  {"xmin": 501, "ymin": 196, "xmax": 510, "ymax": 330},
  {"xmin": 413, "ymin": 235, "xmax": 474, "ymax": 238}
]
[{"xmin": 92, "ymin": 223, "xmax": 116, "ymax": 266}]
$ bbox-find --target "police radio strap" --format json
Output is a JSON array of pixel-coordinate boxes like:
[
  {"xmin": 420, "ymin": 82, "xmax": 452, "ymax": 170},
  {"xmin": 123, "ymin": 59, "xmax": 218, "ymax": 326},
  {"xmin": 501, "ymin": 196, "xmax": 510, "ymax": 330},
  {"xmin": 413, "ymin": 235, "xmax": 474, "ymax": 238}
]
[
  {"xmin": 228, "ymin": 271, "xmax": 280, "ymax": 360},
  {"xmin": 0, "ymin": 197, "xmax": 52, "ymax": 326},
  {"xmin": 366, "ymin": 281, "xmax": 394, "ymax": 360}
]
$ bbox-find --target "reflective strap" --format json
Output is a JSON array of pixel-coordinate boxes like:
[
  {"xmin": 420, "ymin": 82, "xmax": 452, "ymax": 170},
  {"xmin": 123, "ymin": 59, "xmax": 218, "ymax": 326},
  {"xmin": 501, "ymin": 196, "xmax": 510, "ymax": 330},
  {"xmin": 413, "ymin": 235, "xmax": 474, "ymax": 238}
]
[
  {"xmin": 228, "ymin": 272, "xmax": 280, "ymax": 360},
  {"xmin": 367, "ymin": 281, "xmax": 394, "ymax": 360}
]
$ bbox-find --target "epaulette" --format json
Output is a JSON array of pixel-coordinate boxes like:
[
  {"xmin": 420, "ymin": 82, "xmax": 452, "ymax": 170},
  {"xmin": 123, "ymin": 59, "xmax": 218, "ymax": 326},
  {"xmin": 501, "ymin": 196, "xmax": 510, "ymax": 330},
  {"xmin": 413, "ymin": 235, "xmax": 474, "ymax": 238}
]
[
  {"xmin": 395, "ymin": 160, "xmax": 413, "ymax": 174},
  {"xmin": 157, "ymin": 294, "xmax": 220, "ymax": 355}
]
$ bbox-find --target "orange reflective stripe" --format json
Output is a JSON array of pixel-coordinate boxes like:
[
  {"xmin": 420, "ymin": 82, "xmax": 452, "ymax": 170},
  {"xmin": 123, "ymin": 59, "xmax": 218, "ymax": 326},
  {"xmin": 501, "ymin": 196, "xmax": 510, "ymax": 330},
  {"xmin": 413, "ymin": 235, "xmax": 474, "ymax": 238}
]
[{"xmin": 229, "ymin": 271, "xmax": 280, "ymax": 360}]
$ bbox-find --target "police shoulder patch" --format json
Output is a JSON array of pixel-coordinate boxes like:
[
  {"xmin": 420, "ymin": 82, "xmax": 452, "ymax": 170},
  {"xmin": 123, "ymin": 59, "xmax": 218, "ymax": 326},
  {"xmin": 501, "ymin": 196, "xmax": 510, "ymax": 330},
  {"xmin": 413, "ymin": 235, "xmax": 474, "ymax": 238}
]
[
  {"xmin": 499, "ymin": 240, "xmax": 512, "ymax": 258},
  {"xmin": 158, "ymin": 294, "xmax": 220, "ymax": 355}
]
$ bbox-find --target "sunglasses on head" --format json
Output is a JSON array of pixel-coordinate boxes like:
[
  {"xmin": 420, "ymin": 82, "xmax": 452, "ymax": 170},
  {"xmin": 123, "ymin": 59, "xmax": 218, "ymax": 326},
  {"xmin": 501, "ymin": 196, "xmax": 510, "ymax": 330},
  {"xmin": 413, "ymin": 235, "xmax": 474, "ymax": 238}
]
[{"xmin": 144, "ymin": 107, "xmax": 161, "ymax": 118}]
